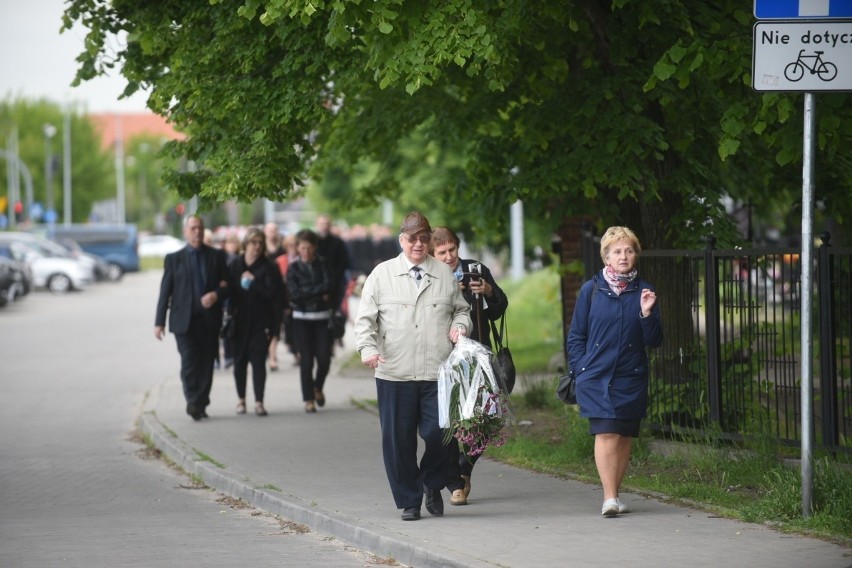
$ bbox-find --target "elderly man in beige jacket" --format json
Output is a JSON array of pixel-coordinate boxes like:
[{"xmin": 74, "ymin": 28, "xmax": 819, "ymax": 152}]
[{"xmin": 355, "ymin": 211, "xmax": 471, "ymax": 521}]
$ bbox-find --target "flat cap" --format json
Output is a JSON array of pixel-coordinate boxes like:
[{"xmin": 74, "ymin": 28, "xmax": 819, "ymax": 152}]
[{"xmin": 399, "ymin": 212, "xmax": 432, "ymax": 235}]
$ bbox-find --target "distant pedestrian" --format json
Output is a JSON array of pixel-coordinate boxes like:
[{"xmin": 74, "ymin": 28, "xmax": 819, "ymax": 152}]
[
  {"xmin": 354, "ymin": 212, "xmax": 471, "ymax": 521},
  {"xmin": 431, "ymin": 226, "xmax": 508, "ymax": 505},
  {"xmin": 264, "ymin": 222, "xmax": 285, "ymax": 371},
  {"xmin": 154, "ymin": 215, "xmax": 230, "ymax": 421},
  {"xmin": 566, "ymin": 226, "xmax": 662, "ymax": 516},
  {"xmin": 277, "ymin": 234, "xmax": 299, "ymax": 366},
  {"xmin": 220, "ymin": 233, "xmax": 242, "ymax": 369},
  {"xmin": 227, "ymin": 227, "xmax": 283, "ymax": 417},
  {"xmin": 315, "ymin": 213, "xmax": 352, "ymax": 314},
  {"xmin": 287, "ymin": 229, "xmax": 333, "ymax": 413}
]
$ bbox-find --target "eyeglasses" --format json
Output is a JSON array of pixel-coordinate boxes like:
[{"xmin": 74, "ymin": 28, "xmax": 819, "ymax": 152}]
[{"xmin": 404, "ymin": 235, "xmax": 431, "ymax": 245}]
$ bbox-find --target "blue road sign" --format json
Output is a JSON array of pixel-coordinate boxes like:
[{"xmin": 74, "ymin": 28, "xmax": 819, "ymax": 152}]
[
  {"xmin": 755, "ymin": 0, "xmax": 852, "ymax": 19},
  {"xmin": 30, "ymin": 202, "xmax": 44, "ymax": 221},
  {"xmin": 44, "ymin": 209, "xmax": 58, "ymax": 224}
]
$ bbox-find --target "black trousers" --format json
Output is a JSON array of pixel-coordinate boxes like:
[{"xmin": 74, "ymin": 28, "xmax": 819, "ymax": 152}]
[
  {"xmin": 174, "ymin": 316, "xmax": 218, "ymax": 411},
  {"xmin": 292, "ymin": 318, "xmax": 332, "ymax": 401},
  {"xmin": 233, "ymin": 328, "xmax": 268, "ymax": 402},
  {"xmin": 446, "ymin": 439, "xmax": 482, "ymax": 491},
  {"xmin": 376, "ymin": 379, "xmax": 448, "ymax": 509}
]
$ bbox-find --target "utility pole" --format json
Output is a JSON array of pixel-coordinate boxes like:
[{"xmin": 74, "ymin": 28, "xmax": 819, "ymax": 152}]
[
  {"xmin": 43, "ymin": 123, "xmax": 57, "ymax": 225},
  {"xmin": 63, "ymin": 111, "xmax": 72, "ymax": 226}
]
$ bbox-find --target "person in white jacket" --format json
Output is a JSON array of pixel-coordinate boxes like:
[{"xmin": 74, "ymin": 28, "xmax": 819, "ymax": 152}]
[{"xmin": 354, "ymin": 212, "xmax": 471, "ymax": 521}]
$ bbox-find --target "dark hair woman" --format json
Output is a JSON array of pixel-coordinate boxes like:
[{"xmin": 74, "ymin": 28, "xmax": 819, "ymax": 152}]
[{"xmin": 287, "ymin": 229, "xmax": 334, "ymax": 413}]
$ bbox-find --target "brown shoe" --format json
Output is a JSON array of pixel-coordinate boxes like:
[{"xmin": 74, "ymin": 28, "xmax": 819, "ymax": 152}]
[
  {"xmin": 314, "ymin": 389, "xmax": 325, "ymax": 407},
  {"xmin": 450, "ymin": 489, "xmax": 467, "ymax": 506},
  {"xmin": 461, "ymin": 475, "xmax": 471, "ymax": 498},
  {"xmin": 304, "ymin": 401, "xmax": 317, "ymax": 413},
  {"xmin": 255, "ymin": 402, "xmax": 268, "ymax": 416}
]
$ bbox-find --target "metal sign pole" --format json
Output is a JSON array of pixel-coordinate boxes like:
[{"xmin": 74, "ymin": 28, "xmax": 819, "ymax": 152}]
[{"xmin": 800, "ymin": 92, "xmax": 816, "ymax": 518}]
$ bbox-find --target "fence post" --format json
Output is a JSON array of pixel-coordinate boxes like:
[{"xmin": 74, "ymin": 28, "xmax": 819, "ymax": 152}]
[
  {"xmin": 817, "ymin": 232, "xmax": 838, "ymax": 452},
  {"xmin": 704, "ymin": 235, "xmax": 723, "ymax": 425}
]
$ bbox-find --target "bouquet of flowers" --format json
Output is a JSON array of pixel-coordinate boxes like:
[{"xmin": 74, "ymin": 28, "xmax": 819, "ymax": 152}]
[{"xmin": 438, "ymin": 337, "xmax": 512, "ymax": 459}]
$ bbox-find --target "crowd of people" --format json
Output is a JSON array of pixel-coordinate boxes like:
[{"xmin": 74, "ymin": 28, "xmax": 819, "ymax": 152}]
[{"xmin": 153, "ymin": 213, "xmax": 662, "ymax": 519}]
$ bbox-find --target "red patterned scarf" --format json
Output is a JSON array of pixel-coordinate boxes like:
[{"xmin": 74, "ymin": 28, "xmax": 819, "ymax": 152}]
[{"xmin": 603, "ymin": 266, "xmax": 638, "ymax": 296}]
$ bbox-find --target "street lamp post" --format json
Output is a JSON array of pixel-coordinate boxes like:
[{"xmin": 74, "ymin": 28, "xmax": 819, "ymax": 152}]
[{"xmin": 43, "ymin": 123, "xmax": 57, "ymax": 224}]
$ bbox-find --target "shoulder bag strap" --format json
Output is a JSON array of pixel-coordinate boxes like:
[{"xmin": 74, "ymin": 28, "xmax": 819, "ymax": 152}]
[{"xmin": 489, "ymin": 313, "xmax": 507, "ymax": 350}]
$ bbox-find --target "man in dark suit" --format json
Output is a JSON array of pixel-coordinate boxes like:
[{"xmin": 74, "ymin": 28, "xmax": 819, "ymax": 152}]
[{"xmin": 155, "ymin": 215, "xmax": 229, "ymax": 421}]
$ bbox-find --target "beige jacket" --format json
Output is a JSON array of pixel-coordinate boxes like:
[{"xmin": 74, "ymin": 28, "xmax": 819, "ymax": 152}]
[{"xmin": 355, "ymin": 253, "xmax": 471, "ymax": 381}]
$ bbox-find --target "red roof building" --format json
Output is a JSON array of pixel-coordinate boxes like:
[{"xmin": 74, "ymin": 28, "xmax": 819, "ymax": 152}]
[{"xmin": 89, "ymin": 112, "xmax": 185, "ymax": 149}]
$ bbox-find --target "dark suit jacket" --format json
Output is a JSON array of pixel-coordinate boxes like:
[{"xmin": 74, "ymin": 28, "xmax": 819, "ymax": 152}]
[
  {"xmin": 155, "ymin": 244, "xmax": 230, "ymax": 335},
  {"xmin": 460, "ymin": 258, "xmax": 508, "ymax": 350}
]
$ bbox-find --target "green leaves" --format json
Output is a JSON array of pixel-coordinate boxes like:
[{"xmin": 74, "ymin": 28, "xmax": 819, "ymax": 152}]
[{"xmin": 62, "ymin": 0, "xmax": 852, "ymax": 246}]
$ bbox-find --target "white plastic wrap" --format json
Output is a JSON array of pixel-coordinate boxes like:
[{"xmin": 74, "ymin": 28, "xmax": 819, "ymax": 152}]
[{"xmin": 438, "ymin": 337, "xmax": 511, "ymax": 457}]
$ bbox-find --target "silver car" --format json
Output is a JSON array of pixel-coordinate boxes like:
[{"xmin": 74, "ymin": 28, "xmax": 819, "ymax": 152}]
[{"xmin": 0, "ymin": 237, "xmax": 94, "ymax": 294}]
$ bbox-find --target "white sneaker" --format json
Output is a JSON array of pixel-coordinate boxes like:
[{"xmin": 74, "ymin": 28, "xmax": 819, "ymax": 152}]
[
  {"xmin": 601, "ymin": 498, "xmax": 619, "ymax": 516},
  {"xmin": 616, "ymin": 497, "xmax": 630, "ymax": 514}
]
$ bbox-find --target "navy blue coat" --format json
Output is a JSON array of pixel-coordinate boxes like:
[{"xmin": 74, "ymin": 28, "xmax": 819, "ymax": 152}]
[{"xmin": 566, "ymin": 272, "xmax": 663, "ymax": 420}]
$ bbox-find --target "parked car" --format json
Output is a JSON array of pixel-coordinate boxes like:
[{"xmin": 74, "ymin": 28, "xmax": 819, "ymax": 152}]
[
  {"xmin": 138, "ymin": 234, "xmax": 185, "ymax": 257},
  {"xmin": 44, "ymin": 224, "xmax": 140, "ymax": 279},
  {"xmin": 0, "ymin": 256, "xmax": 25, "ymax": 307},
  {"xmin": 0, "ymin": 244, "xmax": 33, "ymax": 297},
  {"xmin": 0, "ymin": 231, "xmax": 103, "ymax": 280},
  {"xmin": 57, "ymin": 237, "xmax": 113, "ymax": 282},
  {"xmin": 0, "ymin": 239, "xmax": 93, "ymax": 293}
]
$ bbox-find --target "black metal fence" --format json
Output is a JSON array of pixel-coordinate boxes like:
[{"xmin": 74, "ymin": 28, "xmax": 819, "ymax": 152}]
[{"xmin": 575, "ymin": 231, "xmax": 852, "ymax": 455}]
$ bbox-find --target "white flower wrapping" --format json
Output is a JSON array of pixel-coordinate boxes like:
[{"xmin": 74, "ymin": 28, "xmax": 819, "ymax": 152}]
[{"xmin": 437, "ymin": 336, "xmax": 509, "ymax": 429}]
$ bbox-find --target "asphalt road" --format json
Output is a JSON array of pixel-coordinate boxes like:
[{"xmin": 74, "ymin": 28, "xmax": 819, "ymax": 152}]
[{"xmin": 0, "ymin": 271, "xmax": 396, "ymax": 568}]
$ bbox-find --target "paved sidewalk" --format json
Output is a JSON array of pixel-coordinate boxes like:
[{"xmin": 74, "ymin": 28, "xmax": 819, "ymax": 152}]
[{"xmin": 140, "ymin": 346, "xmax": 852, "ymax": 568}]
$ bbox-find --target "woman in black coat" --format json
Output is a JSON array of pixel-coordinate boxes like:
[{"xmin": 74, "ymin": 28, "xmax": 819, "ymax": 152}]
[
  {"xmin": 287, "ymin": 229, "xmax": 333, "ymax": 413},
  {"xmin": 431, "ymin": 226, "xmax": 509, "ymax": 506},
  {"xmin": 228, "ymin": 227, "xmax": 284, "ymax": 416}
]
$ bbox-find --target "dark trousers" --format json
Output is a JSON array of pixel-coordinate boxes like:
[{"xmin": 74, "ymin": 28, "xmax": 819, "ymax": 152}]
[
  {"xmin": 174, "ymin": 316, "xmax": 218, "ymax": 411},
  {"xmin": 233, "ymin": 329, "xmax": 268, "ymax": 402},
  {"xmin": 376, "ymin": 378, "xmax": 448, "ymax": 509},
  {"xmin": 293, "ymin": 318, "xmax": 331, "ymax": 401},
  {"xmin": 446, "ymin": 440, "xmax": 482, "ymax": 491}
]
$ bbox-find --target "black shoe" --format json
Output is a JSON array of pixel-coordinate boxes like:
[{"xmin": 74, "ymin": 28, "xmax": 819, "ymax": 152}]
[
  {"xmin": 187, "ymin": 405, "xmax": 203, "ymax": 421},
  {"xmin": 201, "ymin": 410, "xmax": 209, "ymax": 419},
  {"xmin": 401, "ymin": 507, "xmax": 421, "ymax": 521},
  {"xmin": 424, "ymin": 487, "xmax": 444, "ymax": 517}
]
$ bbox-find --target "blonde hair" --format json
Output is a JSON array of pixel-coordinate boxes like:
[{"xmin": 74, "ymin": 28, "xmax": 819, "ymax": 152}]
[{"xmin": 600, "ymin": 226, "xmax": 642, "ymax": 264}]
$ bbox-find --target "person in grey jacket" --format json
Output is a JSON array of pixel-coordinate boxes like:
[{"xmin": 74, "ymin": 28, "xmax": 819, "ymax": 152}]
[
  {"xmin": 354, "ymin": 212, "xmax": 471, "ymax": 522},
  {"xmin": 567, "ymin": 225, "xmax": 662, "ymax": 517}
]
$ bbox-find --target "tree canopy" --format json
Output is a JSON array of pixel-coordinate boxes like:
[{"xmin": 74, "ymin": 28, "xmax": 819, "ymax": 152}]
[{"xmin": 64, "ymin": 0, "xmax": 852, "ymax": 247}]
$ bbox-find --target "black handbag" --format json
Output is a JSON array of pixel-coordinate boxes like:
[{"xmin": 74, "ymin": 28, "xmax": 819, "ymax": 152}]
[
  {"xmin": 489, "ymin": 313, "xmax": 516, "ymax": 394},
  {"xmin": 328, "ymin": 310, "xmax": 346, "ymax": 340},
  {"xmin": 556, "ymin": 371, "xmax": 577, "ymax": 405}
]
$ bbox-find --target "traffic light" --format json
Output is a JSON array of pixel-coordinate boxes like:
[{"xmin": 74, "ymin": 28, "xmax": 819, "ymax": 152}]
[{"xmin": 14, "ymin": 201, "xmax": 23, "ymax": 223}]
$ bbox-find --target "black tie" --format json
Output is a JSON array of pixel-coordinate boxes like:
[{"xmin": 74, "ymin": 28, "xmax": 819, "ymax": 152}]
[
  {"xmin": 192, "ymin": 249, "xmax": 206, "ymax": 299},
  {"xmin": 410, "ymin": 266, "xmax": 423, "ymax": 288}
]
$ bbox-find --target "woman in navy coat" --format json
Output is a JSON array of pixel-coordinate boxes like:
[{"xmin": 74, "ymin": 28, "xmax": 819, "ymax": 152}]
[{"xmin": 567, "ymin": 226, "xmax": 662, "ymax": 517}]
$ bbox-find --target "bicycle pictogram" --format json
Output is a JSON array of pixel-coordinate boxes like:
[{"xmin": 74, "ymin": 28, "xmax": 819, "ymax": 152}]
[{"xmin": 784, "ymin": 50, "xmax": 838, "ymax": 82}]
